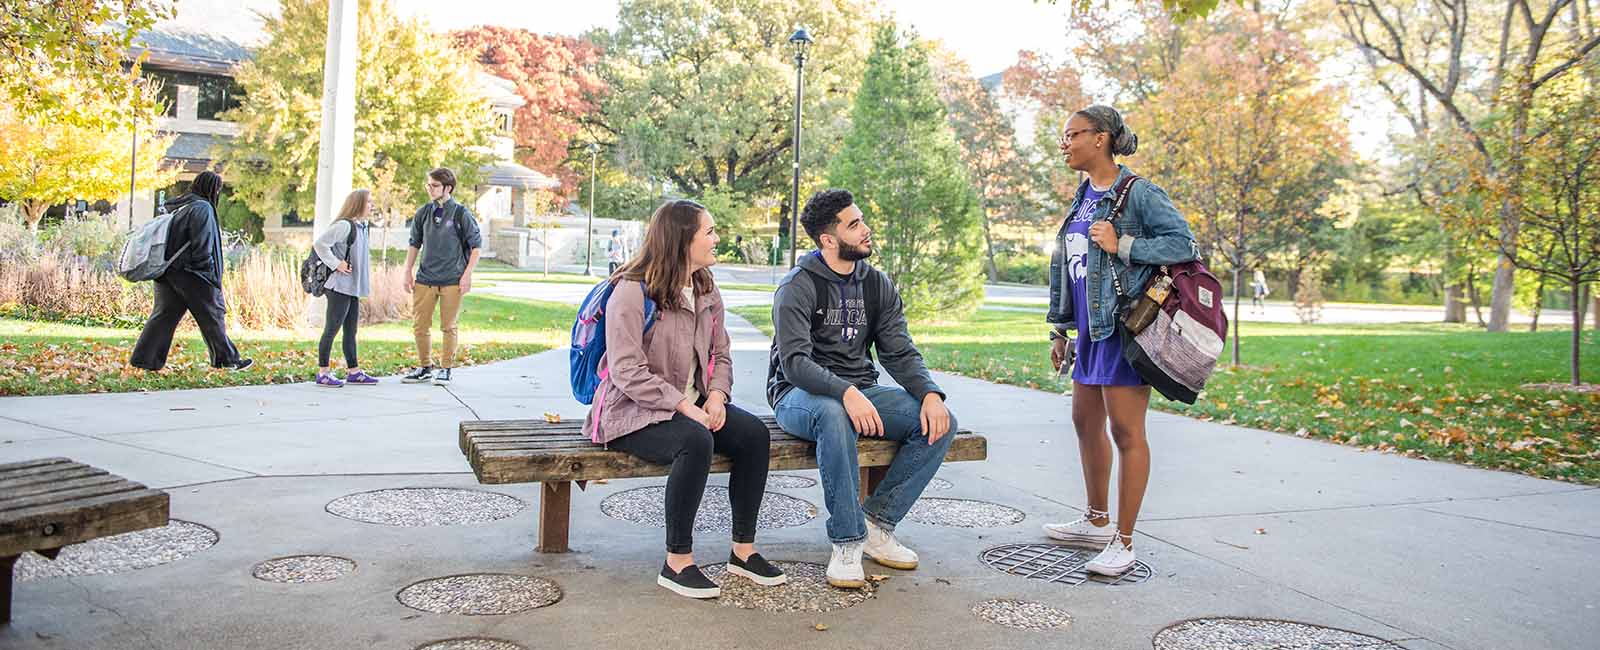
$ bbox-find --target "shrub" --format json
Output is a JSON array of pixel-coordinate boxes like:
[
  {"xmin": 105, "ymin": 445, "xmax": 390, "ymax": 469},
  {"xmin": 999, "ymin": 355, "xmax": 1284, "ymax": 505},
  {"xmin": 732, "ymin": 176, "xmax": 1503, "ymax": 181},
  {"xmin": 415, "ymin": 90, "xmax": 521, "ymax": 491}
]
[{"xmin": 995, "ymin": 253, "xmax": 1050, "ymax": 285}]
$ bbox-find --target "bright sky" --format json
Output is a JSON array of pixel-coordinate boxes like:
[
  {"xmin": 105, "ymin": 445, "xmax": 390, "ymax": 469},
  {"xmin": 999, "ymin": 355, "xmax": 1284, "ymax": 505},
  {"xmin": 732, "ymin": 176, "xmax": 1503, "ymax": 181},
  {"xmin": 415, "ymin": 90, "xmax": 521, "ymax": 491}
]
[
  {"xmin": 166, "ymin": 0, "xmax": 1069, "ymax": 77},
  {"xmin": 162, "ymin": 0, "xmax": 1390, "ymax": 159}
]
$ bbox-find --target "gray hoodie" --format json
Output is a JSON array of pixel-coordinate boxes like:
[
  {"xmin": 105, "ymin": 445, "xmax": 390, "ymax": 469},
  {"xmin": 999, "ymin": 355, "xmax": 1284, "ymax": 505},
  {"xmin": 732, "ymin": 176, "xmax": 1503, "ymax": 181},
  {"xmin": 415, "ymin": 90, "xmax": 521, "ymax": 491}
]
[{"xmin": 766, "ymin": 251, "xmax": 944, "ymax": 408}]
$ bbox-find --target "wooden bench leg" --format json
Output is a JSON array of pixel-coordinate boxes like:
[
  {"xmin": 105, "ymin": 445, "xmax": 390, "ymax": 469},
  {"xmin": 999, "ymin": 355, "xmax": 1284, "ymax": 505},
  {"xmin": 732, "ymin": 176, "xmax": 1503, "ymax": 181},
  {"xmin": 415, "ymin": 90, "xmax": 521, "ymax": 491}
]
[
  {"xmin": 859, "ymin": 466, "xmax": 888, "ymax": 503},
  {"xmin": 1, "ymin": 554, "xmax": 16, "ymax": 625},
  {"xmin": 537, "ymin": 481, "xmax": 572, "ymax": 553}
]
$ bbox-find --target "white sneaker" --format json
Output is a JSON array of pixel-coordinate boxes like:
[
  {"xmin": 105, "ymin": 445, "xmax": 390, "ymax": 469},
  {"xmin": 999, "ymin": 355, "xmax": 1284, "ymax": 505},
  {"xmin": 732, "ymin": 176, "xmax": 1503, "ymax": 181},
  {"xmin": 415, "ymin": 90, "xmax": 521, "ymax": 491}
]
[
  {"xmin": 1084, "ymin": 535, "xmax": 1137, "ymax": 576},
  {"xmin": 826, "ymin": 541, "xmax": 866, "ymax": 589},
  {"xmin": 863, "ymin": 519, "xmax": 918, "ymax": 570},
  {"xmin": 1042, "ymin": 515, "xmax": 1116, "ymax": 547}
]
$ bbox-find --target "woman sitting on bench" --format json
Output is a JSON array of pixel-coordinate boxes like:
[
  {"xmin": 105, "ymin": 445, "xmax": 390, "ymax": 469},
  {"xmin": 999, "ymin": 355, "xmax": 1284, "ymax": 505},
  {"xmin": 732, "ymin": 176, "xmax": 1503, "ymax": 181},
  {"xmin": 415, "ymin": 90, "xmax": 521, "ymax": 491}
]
[{"xmin": 583, "ymin": 199, "xmax": 786, "ymax": 599}]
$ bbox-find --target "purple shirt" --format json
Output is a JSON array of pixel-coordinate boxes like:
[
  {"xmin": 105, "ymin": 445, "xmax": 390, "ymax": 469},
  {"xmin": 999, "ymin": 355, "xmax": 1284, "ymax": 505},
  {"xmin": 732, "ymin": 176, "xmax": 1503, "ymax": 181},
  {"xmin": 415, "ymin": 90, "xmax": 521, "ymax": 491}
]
[{"xmin": 1066, "ymin": 183, "xmax": 1144, "ymax": 386}]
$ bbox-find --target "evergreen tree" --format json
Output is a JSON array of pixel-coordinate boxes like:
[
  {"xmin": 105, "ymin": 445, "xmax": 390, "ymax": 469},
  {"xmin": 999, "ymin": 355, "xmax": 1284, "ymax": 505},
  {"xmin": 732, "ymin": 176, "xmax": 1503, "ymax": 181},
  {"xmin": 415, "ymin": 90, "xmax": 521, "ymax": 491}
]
[{"xmin": 827, "ymin": 25, "xmax": 984, "ymax": 320}]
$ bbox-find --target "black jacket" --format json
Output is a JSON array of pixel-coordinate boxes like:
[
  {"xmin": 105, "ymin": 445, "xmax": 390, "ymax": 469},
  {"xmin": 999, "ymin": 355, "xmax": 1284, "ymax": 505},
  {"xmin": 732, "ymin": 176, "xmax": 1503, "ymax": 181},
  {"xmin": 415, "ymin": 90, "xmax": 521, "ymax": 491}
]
[{"xmin": 162, "ymin": 193, "xmax": 225, "ymax": 288}]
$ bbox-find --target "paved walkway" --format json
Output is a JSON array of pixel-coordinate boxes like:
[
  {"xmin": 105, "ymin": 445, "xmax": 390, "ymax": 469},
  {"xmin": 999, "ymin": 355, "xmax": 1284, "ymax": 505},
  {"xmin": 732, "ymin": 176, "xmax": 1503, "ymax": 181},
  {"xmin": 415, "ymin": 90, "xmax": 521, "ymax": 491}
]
[{"xmin": 1, "ymin": 285, "xmax": 1594, "ymax": 649}]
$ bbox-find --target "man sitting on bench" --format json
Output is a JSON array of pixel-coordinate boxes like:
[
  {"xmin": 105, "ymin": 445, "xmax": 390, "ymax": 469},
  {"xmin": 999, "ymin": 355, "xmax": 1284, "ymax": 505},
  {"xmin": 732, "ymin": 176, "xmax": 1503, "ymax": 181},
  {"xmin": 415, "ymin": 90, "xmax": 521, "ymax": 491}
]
[{"xmin": 767, "ymin": 189, "xmax": 957, "ymax": 589}]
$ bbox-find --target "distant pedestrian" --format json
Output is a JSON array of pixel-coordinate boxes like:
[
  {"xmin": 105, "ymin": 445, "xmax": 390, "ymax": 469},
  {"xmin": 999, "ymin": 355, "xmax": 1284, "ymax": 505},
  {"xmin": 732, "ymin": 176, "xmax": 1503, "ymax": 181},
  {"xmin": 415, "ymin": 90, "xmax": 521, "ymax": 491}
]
[
  {"xmin": 1252, "ymin": 269, "xmax": 1270, "ymax": 313},
  {"xmin": 129, "ymin": 171, "xmax": 253, "ymax": 372},
  {"xmin": 608, "ymin": 228, "xmax": 628, "ymax": 275}
]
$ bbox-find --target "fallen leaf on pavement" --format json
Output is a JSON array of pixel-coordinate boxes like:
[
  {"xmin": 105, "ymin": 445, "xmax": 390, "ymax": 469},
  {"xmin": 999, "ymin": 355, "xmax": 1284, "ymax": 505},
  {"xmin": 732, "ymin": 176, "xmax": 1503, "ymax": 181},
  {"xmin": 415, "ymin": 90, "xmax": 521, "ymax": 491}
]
[
  {"xmin": 1253, "ymin": 528, "xmax": 1267, "ymax": 535},
  {"xmin": 814, "ymin": 624, "xmax": 829, "ymax": 632},
  {"xmin": 543, "ymin": 412, "xmax": 561, "ymax": 423}
]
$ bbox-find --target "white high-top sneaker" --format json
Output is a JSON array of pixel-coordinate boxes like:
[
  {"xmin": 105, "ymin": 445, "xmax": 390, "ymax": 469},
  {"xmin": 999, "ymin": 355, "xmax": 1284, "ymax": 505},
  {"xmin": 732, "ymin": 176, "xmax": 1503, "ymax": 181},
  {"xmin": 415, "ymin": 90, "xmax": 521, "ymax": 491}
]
[
  {"xmin": 1042, "ymin": 509, "xmax": 1116, "ymax": 547},
  {"xmin": 863, "ymin": 519, "xmax": 919, "ymax": 570},
  {"xmin": 1084, "ymin": 533, "xmax": 1137, "ymax": 576},
  {"xmin": 826, "ymin": 541, "xmax": 866, "ymax": 588}
]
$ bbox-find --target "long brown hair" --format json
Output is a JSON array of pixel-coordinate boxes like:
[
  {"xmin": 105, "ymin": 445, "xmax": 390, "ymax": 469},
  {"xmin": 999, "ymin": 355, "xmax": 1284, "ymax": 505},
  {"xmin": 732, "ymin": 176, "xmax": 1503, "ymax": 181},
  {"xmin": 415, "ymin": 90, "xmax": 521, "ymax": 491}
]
[
  {"xmin": 335, "ymin": 189, "xmax": 370, "ymax": 222},
  {"xmin": 614, "ymin": 199, "xmax": 713, "ymax": 311}
]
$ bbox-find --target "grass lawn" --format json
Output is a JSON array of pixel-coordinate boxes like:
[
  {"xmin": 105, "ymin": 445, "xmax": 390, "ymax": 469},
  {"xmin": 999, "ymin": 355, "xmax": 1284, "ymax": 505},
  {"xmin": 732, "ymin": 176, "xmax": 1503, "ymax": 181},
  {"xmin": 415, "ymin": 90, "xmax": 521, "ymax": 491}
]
[
  {"xmin": 475, "ymin": 267, "xmax": 776, "ymax": 293},
  {"xmin": 733, "ymin": 305, "xmax": 1600, "ymax": 485},
  {"xmin": 0, "ymin": 294, "xmax": 575, "ymax": 396}
]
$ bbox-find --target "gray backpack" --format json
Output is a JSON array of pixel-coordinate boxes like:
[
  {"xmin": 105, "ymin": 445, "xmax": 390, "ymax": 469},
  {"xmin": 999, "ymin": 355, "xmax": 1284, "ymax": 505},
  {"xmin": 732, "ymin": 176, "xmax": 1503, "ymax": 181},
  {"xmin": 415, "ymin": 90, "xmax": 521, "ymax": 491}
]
[{"xmin": 117, "ymin": 207, "xmax": 192, "ymax": 282}]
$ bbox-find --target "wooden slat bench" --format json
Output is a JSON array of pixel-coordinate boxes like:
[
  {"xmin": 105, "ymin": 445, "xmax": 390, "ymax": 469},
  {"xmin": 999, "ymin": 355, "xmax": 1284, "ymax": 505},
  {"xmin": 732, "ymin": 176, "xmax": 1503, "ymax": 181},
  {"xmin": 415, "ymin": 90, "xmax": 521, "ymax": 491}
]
[
  {"xmin": 0, "ymin": 458, "xmax": 170, "ymax": 624},
  {"xmin": 460, "ymin": 415, "xmax": 987, "ymax": 553}
]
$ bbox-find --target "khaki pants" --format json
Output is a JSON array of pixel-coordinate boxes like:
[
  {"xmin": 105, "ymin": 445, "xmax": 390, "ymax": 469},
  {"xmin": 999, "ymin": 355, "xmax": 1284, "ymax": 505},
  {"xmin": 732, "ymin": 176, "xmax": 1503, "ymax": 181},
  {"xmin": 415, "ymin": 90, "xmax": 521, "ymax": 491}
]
[{"xmin": 412, "ymin": 283, "xmax": 463, "ymax": 368}]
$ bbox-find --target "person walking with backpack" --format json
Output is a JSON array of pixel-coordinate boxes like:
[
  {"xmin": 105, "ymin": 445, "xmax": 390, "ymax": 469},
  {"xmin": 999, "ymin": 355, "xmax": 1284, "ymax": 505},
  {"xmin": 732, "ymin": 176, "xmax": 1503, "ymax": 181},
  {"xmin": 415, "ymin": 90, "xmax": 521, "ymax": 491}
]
[
  {"xmin": 310, "ymin": 189, "xmax": 379, "ymax": 387},
  {"xmin": 129, "ymin": 170, "xmax": 253, "ymax": 372},
  {"xmin": 401, "ymin": 167, "xmax": 481, "ymax": 386},
  {"xmin": 584, "ymin": 200, "xmax": 784, "ymax": 600},
  {"xmin": 1042, "ymin": 106, "xmax": 1198, "ymax": 576}
]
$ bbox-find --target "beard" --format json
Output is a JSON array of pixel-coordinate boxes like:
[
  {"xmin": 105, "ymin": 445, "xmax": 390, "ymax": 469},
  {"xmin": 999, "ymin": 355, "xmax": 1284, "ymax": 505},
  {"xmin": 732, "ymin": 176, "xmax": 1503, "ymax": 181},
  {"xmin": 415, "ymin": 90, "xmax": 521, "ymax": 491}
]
[{"xmin": 838, "ymin": 239, "xmax": 873, "ymax": 261}]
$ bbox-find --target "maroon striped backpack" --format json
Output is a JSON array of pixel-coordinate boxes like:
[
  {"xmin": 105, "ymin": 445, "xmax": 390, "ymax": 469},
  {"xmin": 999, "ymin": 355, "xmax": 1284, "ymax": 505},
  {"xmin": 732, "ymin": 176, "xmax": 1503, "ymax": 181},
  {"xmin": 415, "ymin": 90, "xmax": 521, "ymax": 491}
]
[{"xmin": 1106, "ymin": 175, "xmax": 1228, "ymax": 404}]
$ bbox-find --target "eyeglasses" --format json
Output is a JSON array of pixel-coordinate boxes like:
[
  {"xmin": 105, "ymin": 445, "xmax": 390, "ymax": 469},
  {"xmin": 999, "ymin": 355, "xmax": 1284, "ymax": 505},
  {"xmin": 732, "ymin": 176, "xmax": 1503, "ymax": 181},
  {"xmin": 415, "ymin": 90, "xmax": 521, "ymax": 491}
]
[{"xmin": 1059, "ymin": 128, "xmax": 1100, "ymax": 148}]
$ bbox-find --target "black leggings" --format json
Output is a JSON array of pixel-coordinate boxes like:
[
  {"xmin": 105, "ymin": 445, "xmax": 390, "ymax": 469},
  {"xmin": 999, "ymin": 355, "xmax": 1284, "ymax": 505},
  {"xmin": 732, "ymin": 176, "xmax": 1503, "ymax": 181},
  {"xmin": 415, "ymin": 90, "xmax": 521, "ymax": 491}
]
[
  {"xmin": 318, "ymin": 291, "xmax": 360, "ymax": 368},
  {"xmin": 608, "ymin": 401, "xmax": 771, "ymax": 554}
]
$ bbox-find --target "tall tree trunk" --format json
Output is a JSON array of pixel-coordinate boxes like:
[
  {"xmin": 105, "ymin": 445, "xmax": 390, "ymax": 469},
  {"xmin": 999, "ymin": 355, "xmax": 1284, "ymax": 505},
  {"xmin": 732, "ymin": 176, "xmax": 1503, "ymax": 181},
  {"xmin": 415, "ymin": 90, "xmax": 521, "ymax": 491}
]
[
  {"xmin": 1529, "ymin": 272, "xmax": 1547, "ymax": 332},
  {"xmin": 1467, "ymin": 269, "xmax": 1487, "ymax": 328},
  {"xmin": 1572, "ymin": 281, "xmax": 1583, "ymax": 386},
  {"xmin": 979, "ymin": 212, "xmax": 998, "ymax": 282},
  {"xmin": 23, "ymin": 200, "xmax": 48, "ymax": 233},
  {"xmin": 1443, "ymin": 247, "xmax": 1465, "ymax": 322},
  {"xmin": 1488, "ymin": 79, "xmax": 1537, "ymax": 332}
]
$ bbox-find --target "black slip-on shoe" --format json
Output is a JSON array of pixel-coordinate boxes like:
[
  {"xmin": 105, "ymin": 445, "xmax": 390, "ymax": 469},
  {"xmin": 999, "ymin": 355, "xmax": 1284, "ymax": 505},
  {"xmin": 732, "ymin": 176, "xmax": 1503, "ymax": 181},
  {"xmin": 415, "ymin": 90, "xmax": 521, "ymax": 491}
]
[
  {"xmin": 727, "ymin": 552, "xmax": 786, "ymax": 586},
  {"xmin": 657, "ymin": 563, "xmax": 721, "ymax": 599}
]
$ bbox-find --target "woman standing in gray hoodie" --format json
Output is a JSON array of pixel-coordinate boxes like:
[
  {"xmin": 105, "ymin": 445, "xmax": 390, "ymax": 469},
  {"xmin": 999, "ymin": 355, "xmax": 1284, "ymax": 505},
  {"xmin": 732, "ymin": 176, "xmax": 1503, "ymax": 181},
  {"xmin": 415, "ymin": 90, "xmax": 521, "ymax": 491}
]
[{"xmin": 311, "ymin": 189, "xmax": 378, "ymax": 387}]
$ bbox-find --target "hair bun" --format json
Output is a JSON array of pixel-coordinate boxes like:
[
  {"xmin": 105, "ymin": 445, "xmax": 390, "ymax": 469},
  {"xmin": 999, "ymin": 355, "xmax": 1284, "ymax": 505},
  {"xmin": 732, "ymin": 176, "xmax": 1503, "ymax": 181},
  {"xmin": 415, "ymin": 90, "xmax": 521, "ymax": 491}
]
[{"xmin": 1114, "ymin": 129, "xmax": 1139, "ymax": 156}]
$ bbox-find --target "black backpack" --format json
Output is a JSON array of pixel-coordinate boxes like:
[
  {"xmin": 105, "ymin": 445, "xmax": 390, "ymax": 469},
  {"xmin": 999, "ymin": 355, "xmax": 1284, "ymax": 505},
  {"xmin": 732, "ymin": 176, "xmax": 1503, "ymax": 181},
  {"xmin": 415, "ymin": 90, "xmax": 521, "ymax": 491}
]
[{"xmin": 300, "ymin": 223, "xmax": 358, "ymax": 297}]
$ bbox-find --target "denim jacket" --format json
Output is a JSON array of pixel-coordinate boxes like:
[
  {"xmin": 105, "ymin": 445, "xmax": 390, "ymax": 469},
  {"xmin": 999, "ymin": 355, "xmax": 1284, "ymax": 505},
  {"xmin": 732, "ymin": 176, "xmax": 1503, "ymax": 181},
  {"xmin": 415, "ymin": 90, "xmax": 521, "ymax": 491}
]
[{"xmin": 1047, "ymin": 165, "xmax": 1199, "ymax": 342}]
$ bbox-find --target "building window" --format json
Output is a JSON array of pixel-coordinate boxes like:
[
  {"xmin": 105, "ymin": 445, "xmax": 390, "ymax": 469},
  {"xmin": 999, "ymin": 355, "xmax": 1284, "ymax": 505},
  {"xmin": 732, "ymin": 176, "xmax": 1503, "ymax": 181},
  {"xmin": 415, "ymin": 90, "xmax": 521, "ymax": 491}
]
[
  {"xmin": 140, "ymin": 69, "xmax": 245, "ymax": 120},
  {"xmin": 196, "ymin": 76, "xmax": 244, "ymax": 120},
  {"xmin": 495, "ymin": 111, "xmax": 513, "ymax": 135}
]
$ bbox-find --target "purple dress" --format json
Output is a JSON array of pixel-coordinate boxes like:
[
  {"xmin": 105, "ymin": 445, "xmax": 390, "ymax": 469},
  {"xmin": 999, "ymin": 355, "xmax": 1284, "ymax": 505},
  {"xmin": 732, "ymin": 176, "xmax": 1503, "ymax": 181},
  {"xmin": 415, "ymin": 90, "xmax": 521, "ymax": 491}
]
[{"xmin": 1065, "ymin": 184, "xmax": 1145, "ymax": 386}]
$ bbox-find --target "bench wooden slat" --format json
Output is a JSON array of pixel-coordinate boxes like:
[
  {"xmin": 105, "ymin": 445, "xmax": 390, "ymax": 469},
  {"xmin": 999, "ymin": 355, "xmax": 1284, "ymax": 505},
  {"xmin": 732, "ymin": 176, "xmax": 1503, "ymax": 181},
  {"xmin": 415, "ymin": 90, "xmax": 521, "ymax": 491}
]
[
  {"xmin": 0, "ymin": 480, "xmax": 150, "ymax": 514},
  {"xmin": 1, "ymin": 475, "xmax": 130, "ymax": 502},
  {"xmin": 0, "ymin": 489, "xmax": 170, "ymax": 557},
  {"xmin": 0, "ymin": 460, "xmax": 94, "ymax": 484},
  {"xmin": 0, "ymin": 466, "xmax": 110, "ymax": 490},
  {"xmin": 0, "ymin": 458, "xmax": 75, "ymax": 474},
  {"xmin": 469, "ymin": 434, "xmax": 988, "ymax": 484}
]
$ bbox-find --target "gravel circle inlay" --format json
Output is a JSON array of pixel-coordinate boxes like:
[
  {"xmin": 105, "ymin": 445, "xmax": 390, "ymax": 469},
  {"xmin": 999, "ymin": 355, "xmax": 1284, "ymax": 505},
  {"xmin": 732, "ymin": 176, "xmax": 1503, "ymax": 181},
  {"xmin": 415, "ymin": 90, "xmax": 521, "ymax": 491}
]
[
  {"xmin": 926, "ymin": 477, "xmax": 954, "ymax": 491},
  {"xmin": 415, "ymin": 638, "xmax": 528, "ymax": 650},
  {"xmin": 1153, "ymin": 618, "xmax": 1405, "ymax": 649},
  {"xmin": 701, "ymin": 561, "xmax": 877, "ymax": 612},
  {"xmin": 601, "ymin": 486, "xmax": 816, "ymax": 532},
  {"xmin": 397, "ymin": 574, "xmax": 562, "ymax": 615},
  {"xmin": 973, "ymin": 598, "xmax": 1073, "ymax": 630},
  {"xmin": 16, "ymin": 520, "xmax": 217, "ymax": 581},
  {"xmin": 251, "ymin": 555, "xmax": 356, "ymax": 583},
  {"xmin": 905, "ymin": 498, "xmax": 1025, "ymax": 528},
  {"xmin": 326, "ymin": 488, "xmax": 524, "ymax": 527},
  {"xmin": 766, "ymin": 474, "xmax": 819, "ymax": 489}
]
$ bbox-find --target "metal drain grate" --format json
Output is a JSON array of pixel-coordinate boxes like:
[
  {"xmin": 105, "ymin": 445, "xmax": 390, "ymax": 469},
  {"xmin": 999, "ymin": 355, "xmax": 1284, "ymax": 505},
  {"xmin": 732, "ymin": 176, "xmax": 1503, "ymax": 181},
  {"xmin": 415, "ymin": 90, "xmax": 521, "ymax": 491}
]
[{"xmin": 980, "ymin": 543, "xmax": 1152, "ymax": 587}]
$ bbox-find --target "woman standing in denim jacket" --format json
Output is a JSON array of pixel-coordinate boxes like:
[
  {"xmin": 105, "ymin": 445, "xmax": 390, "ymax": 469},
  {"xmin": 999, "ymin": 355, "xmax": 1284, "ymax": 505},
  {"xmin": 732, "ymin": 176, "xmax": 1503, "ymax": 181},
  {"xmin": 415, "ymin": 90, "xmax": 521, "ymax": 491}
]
[{"xmin": 1041, "ymin": 105, "xmax": 1199, "ymax": 576}]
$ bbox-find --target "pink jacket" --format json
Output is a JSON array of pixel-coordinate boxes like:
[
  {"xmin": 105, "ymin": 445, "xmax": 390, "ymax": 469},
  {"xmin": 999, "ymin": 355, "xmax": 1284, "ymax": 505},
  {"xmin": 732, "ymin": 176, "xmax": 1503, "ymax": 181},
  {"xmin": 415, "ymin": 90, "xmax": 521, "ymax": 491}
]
[{"xmin": 584, "ymin": 279, "xmax": 733, "ymax": 444}]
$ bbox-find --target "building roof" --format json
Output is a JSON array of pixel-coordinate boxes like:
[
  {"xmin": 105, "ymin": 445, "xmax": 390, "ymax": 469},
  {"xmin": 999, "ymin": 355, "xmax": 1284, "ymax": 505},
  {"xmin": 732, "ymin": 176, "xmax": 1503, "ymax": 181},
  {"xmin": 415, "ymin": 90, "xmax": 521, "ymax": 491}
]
[
  {"xmin": 166, "ymin": 132, "xmax": 227, "ymax": 160},
  {"xmin": 481, "ymin": 161, "xmax": 560, "ymax": 190},
  {"xmin": 131, "ymin": 28, "xmax": 252, "ymax": 74},
  {"xmin": 475, "ymin": 72, "xmax": 526, "ymax": 109}
]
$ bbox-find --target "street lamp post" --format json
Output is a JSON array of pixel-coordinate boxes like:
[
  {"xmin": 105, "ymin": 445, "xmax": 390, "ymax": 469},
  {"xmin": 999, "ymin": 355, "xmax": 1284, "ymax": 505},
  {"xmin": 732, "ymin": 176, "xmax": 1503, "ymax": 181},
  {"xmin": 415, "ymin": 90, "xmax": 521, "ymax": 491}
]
[
  {"xmin": 585, "ymin": 142, "xmax": 599, "ymax": 276},
  {"xmin": 787, "ymin": 27, "xmax": 813, "ymax": 268}
]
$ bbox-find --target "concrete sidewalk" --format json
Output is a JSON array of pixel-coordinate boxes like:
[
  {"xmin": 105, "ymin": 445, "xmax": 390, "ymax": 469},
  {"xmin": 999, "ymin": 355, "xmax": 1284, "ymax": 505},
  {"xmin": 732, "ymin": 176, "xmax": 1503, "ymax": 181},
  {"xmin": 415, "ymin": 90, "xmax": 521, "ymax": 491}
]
[{"xmin": 2, "ymin": 309, "xmax": 1595, "ymax": 649}]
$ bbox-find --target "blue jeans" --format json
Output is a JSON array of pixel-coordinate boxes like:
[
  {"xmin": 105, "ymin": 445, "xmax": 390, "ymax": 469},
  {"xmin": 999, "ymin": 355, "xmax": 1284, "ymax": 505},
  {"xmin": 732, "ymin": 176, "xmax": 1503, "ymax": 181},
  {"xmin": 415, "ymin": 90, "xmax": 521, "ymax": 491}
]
[{"xmin": 775, "ymin": 385, "xmax": 957, "ymax": 544}]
